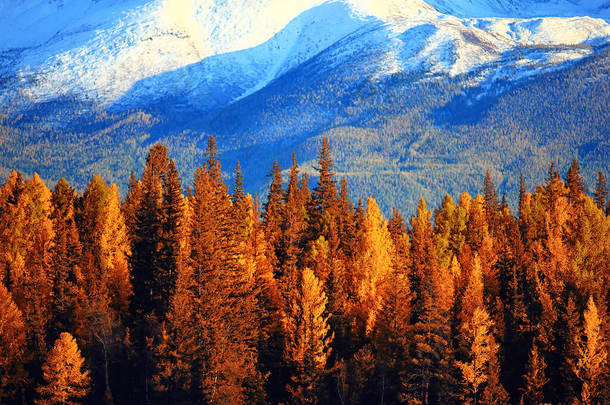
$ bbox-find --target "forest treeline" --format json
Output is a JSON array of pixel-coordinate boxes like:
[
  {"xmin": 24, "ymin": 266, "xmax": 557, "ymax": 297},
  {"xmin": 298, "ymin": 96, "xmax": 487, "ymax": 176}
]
[
  {"xmin": 0, "ymin": 137, "xmax": 608, "ymax": 404},
  {"xmin": 2, "ymin": 49, "xmax": 609, "ymax": 216}
]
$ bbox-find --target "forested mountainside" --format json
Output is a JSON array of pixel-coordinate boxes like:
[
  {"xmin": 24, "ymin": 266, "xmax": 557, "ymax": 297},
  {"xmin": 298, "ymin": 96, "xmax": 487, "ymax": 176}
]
[
  {"xmin": 0, "ymin": 139, "xmax": 608, "ymax": 404},
  {"xmin": 2, "ymin": 46, "xmax": 609, "ymax": 214},
  {"xmin": 1, "ymin": 0, "xmax": 609, "ymax": 214}
]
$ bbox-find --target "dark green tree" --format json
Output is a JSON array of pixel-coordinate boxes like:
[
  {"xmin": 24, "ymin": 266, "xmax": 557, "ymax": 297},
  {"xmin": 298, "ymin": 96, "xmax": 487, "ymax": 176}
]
[
  {"xmin": 482, "ymin": 170, "xmax": 500, "ymax": 232},
  {"xmin": 50, "ymin": 178, "xmax": 82, "ymax": 337},
  {"xmin": 263, "ymin": 159, "xmax": 284, "ymax": 270},
  {"xmin": 308, "ymin": 136, "xmax": 338, "ymax": 242},
  {"xmin": 593, "ymin": 171, "xmax": 607, "ymax": 211},
  {"xmin": 130, "ymin": 145, "xmax": 169, "ymax": 320},
  {"xmin": 565, "ymin": 158, "xmax": 585, "ymax": 201}
]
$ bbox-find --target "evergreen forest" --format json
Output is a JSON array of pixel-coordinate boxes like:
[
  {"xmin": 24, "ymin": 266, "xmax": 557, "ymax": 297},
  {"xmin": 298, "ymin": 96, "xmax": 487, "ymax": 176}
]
[{"xmin": 0, "ymin": 137, "xmax": 608, "ymax": 404}]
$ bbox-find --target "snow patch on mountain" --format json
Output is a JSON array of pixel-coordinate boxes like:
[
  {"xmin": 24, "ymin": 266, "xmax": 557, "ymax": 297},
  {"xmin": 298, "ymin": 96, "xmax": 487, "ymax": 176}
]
[
  {"xmin": 0, "ymin": 0, "xmax": 609, "ymax": 111},
  {"xmin": 426, "ymin": 0, "xmax": 610, "ymax": 18}
]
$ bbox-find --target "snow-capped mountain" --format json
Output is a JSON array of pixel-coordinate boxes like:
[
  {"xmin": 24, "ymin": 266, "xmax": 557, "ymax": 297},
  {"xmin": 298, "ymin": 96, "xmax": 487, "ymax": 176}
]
[{"xmin": 0, "ymin": 0, "xmax": 609, "ymax": 112}]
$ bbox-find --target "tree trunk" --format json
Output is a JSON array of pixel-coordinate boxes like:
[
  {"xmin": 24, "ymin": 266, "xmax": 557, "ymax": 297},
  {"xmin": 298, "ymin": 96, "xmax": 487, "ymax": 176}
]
[{"xmin": 103, "ymin": 343, "xmax": 114, "ymax": 405}]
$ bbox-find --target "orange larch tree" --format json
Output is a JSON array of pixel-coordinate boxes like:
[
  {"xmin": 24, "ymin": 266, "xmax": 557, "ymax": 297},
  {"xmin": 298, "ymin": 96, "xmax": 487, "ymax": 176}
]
[
  {"xmin": 36, "ymin": 332, "xmax": 91, "ymax": 405},
  {"xmin": 0, "ymin": 280, "xmax": 28, "ymax": 400},
  {"xmin": 284, "ymin": 267, "xmax": 333, "ymax": 405},
  {"xmin": 572, "ymin": 296, "xmax": 608, "ymax": 405}
]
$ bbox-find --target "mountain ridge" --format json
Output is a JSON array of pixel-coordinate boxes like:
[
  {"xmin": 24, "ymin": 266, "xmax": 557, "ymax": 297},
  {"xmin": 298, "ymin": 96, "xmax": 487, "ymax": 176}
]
[
  {"xmin": 0, "ymin": 0, "xmax": 608, "ymax": 215},
  {"xmin": 1, "ymin": 0, "xmax": 609, "ymax": 113}
]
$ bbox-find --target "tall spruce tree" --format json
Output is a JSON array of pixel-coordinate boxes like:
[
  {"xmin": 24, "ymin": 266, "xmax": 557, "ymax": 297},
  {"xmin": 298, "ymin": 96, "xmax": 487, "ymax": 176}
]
[
  {"xmin": 565, "ymin": 158, "xmax": 585, "ymax": 202},
  {"xmin": 336, "ymin": 178, "xmax": 356, "ymax": 258},
  {"xmin": 282, "ymin": 154, "xmax": 306, "ymax": 278},
  {"xmin": 157, "ymin": 159, "xmax": 184, "ymax": 317},
  {"xmin": 593, "ymin": 171, "xmax": 607, "ymax": 211},
  {"xmin": 130, "ymin": 145, "xmax": 168, "ymax": 320},
  {"xmin": 308, "ymin": 136, "xmax": 338, "ymax": 242},
  {"xmin": 263, "ymin": 159, "xmax": 284, "ymax": 270},
  {"xmin": 189, "ymin": 137, "xmax": 262, "ymax": 404},
  {"xmin": 405, "ymin": 198, "xmax": 457, "ymax": 404},
  {"xmin": 49, "ymin": 178, "xmax": 82, "ymax": 337}
]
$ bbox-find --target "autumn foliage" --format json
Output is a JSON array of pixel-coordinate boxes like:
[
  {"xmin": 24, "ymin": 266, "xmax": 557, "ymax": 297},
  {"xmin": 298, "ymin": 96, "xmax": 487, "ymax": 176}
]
[
  {"xmin": 37, "ymin": 332, "xmax": 91, "ymax": 405},
  {"xmin": 0, "ymin": 139, "xmax": 608, "ymax": 404}
]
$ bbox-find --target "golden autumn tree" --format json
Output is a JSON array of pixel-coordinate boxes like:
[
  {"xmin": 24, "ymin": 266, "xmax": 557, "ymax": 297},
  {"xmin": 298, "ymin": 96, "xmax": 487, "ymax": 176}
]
[
  {"xmin": 457, "ymin": 306, "xmax": 507, "ymax": 405},
  {"xmin": 106, "ymin": 183, "xmax": 133, "ymax": 309},
  {"xmin": 306, "ymin": 236, "xmax": 332, "ymax": 288},
  {"xmin": 434, "ymin": 194, "xmax": 468, "ymax": 269},
  {"xmin": 0, "ymin": 281, "xmax": 28, "ymax": 400},
  {"xmin": 434, "ymin": 194, "xmax": 457, "ymax": 267},
  {"xmin": 285, "ymin": 267, "xmax": 334, "ymax": 405},
  {"xmin": 356, "ymin": 197, "xmax": 395, "ymax": 335},
  {"xmin": 458, "ymin": 307, "xmax": 493, "ymax": 404},
  {"xmin": 10, "ymin": 173, "xmax": 55, "ymax": 360},
  {"xmin": 570, "ymin": 196, "xmax": 610, "ymax": 295},
  {"xmin": 76, "ymin": 176, "xmax": 131, "ymax": 402},
  {"xmin": 459, "ymin": 254, "xmax": 484, "ymax": 334},
  {"xmin": 467, "ymin": 194, "xmax": 499, "ymax": 299},
  {"xmin": 0, "ymin": 170, "xmax": 25, "ymax": 287},
  {"xmin": 37, "ymin": 332, "xmax": 91, "ymax": 405},
  {"xmin": 78, "ymin": 176, "xmax": 131, "ymax": 318},
  {"xmin": 572, "ymin": 297, "xmax": 608, "ymax": 405},
  {"xmin": 372, "ymin": 208, "xmax": 413, "ymax": 404},
  {"xmin": 457, "ymin": 253, "xmax": 497, "ymax": 403}
]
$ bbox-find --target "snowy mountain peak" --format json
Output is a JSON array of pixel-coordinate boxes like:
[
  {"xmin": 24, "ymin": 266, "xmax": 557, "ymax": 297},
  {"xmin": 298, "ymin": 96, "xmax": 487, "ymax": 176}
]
[{"xmin": 0, "ymin": 0, "xmax": 609, "ymax": 111}]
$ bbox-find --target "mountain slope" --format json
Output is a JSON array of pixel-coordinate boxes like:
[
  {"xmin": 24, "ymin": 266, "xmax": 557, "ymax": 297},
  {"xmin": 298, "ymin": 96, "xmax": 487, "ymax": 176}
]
[
  {"xmin": 0, "ymin": 0, "xmax": 609, "ymax": 213},
  {"xmin": 1, "ymin": 0, "xmax": 609, "ymax": 111}
]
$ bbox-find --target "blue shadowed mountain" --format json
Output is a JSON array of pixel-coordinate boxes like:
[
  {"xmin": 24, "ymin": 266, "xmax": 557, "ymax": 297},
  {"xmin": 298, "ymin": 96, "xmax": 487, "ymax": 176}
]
[{"xmin": 0, "ymin": 0, "xmax": 609, "ymax": 213}]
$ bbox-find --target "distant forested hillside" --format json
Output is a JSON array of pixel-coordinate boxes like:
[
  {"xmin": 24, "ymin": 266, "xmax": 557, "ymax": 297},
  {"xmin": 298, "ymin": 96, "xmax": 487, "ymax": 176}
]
[{"xmin": 1, "ymin": 47, "xmax": 609, "ymax": 213}]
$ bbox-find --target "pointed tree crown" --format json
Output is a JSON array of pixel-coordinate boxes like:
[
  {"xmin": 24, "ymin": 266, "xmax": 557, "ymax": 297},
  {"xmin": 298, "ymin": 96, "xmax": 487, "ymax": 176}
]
[{"xmin": 37, "ymin": 332, "xmax": 91, "ymax": 405}]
